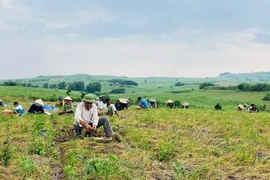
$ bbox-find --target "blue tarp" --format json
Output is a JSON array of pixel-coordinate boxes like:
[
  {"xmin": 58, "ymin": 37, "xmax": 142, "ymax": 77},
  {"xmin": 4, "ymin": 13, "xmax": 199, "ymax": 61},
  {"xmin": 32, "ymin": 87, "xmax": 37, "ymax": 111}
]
[{"xmin": 42, "ymin": 105, "xmax": 54, "ymax": 111}]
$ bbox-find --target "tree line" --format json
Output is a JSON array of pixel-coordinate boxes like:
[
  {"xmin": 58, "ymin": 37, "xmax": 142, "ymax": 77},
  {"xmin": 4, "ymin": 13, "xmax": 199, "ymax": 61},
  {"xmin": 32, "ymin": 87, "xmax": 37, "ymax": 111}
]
[
  {"xmin": 1, "ymin": 80, "xmax": 102, "ymax": 93},
  {"xmin": 200, "ymin": 82, "xmax": 270, "ymax": 92}
]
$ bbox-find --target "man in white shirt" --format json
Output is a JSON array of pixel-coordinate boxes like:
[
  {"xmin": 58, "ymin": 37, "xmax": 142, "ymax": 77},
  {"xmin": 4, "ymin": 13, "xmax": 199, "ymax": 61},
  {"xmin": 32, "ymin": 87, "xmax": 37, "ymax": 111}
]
[
  {"xmin": 74, "ymin": 94, "xmax": 114, "ymax": 138},
  {"xmin": 96, "ymin": 97, "xmax": 105, "ymax": 109},
  {"xmin": 102, "ymin": 98, "xmax": 120, "ymax": 117},
  {"xmin": 13, "ymin": 102, "xmax": 24, "ymax": 115}
]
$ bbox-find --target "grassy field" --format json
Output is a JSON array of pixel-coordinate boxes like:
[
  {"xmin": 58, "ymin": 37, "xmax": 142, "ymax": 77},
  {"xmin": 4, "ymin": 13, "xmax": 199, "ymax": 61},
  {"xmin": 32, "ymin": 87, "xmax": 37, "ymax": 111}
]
[
  {"xmin": 1, "ymin": 86, "xmax": 269, "ymax": 111},
  {"xmin": 1, "ymin": 107, "xmax": 270, "ymax": 179},
  {"xmin": 1, "ymin": 77, "xmax": 270, "ymax": 179}
]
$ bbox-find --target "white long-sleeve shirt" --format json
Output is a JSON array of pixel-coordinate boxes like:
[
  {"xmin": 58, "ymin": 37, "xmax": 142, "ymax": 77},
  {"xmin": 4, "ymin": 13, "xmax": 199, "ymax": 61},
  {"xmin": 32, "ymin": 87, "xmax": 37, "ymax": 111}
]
[
  {"xmin": 74, "ymin": 102, "xmax": 99, "ymax": 127},
  {"xmin": 102, "ymin": 104, "xmax": 117, "ymax": 113},
  {"xmin": 96, "ymin": 100, "xmax": 105, "ymax": 109},
  {"xmin": 15, "ymin": 105, "xmax": 23, "ymax": 110}
]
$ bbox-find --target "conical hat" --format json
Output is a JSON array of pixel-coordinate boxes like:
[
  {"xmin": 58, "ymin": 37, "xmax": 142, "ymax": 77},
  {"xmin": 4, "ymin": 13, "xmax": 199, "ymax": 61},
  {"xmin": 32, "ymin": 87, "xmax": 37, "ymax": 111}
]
[
  {"xmin": 167, "ymin": 99, "xmax": 174, "ymax": 103},
  {"xmin": 64, "ymin": 96, "xmax": 72, "ymax": 101},
  {"xmin": 119, "ymin": 98, "xmax": 128, "ymax": 104},
  {"xmin": 183, "ymin": 102, "xmax": 189, "ymax": 106},
  {"xmin": 149, "ymin": 98, "xmax": 156, "ymax": 102},
  {"xmin": 238, "ymin": 104, "xmax": 244, "ymax": 110},
  {"xmin": 35, "ymin": 99, "xmax": 44, "ymax": 106}
]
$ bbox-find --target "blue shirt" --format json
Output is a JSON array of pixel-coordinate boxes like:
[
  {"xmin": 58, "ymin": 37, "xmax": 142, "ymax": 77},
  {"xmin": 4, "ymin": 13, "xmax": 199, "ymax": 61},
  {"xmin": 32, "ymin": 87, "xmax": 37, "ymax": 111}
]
[{"xmin": 139, "ymin": 99, "xmax": 149, "ymax": 108}]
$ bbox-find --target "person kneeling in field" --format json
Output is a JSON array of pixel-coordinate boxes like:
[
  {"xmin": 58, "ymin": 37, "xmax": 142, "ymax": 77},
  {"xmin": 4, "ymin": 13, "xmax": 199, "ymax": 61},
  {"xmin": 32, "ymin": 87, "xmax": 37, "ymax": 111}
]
[
  {"xmin": 55, "ymin": 96, "xmax": 64, "ymax": 108},
  {"xmin": 149, "ymin": 98, "xmax": 157, "ymax": 108},
  {"xmin": 28, "ymin": 99, "xmax": 45, "ymax": 114},
  {"xmin": 214, "ymin": 103, "xmax": 222, "ymax": 110},
  {"xmin": 73, "ymin": 94, "xmax": 114, "ymax": 139},
  {"xmin": 13, "ymin": 102, "xmax": 24, "ymax": 115},
  {"xmin": 115, "ymin": 98, "xmax": 129, "ymax": 111},
  {"xmin": 137, "ymin": 97, "xmax": 149, "ymax": 109},
  {"xmin": 58, "ymin": 96, "xmax": 74, "ymax": 115},
  {"xmin": 235, "ymin": 104, "xmax": 247, "ymax": 111},
  {"xmin": 248, "ymin": 104, "xmax": 259, "ymax": 113},
  {"xmin": 182, "ymin": 102, "xmax": 189, "ymax": 109},
  {"xmin": 101, "ymin": 98, "xmax": 120, "ymax": 117}
]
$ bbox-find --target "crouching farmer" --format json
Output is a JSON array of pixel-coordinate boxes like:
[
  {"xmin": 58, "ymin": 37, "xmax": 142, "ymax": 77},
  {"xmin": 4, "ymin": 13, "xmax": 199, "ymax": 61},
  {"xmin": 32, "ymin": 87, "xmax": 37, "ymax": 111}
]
[{"xmin": 73, "ymin": 94, "xmax": 114, "ymax": 139}]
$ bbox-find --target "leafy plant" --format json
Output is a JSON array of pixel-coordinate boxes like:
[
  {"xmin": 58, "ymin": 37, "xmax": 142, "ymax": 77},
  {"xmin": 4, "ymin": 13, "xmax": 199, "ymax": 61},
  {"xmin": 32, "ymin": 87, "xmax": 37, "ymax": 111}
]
[
  {"xmin": 171, "ymin": 160, "xmax": 191, "ymax": 179},
  {"xmin": 0, "ymin": 118, "xmax": 11, "ymax": 166},
  {"xmin": 159, "ymin": 142, "xmax": 175, "ymax": 161},
  {"xmin": 17, "ymin": 157, "xmax": 38, "ymax": 177},
  {"xmin": 83, "ymin": 154, "xmax": 130, "ymax": 179},
  {"xmin": 64, "ymin": 165, "xmax": 78, "ymax": 180}
]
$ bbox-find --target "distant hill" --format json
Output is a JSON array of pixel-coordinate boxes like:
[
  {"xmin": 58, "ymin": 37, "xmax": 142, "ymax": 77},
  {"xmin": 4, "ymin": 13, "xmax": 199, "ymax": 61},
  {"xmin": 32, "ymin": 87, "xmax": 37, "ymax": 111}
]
[
  {"xmin": 215, "ymin": 72, "xmax": 270, "ymax": 82},
  {"xmin": 0, "ymin": 72, "xmax": 270, "ymax": 88}
]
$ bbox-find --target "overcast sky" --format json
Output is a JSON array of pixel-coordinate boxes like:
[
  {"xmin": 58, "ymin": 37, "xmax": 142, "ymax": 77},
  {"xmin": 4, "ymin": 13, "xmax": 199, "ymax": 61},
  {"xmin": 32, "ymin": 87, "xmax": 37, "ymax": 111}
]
[{"xmin": 1, "ymin": 0, "xmax": 270, "ymax": 79}]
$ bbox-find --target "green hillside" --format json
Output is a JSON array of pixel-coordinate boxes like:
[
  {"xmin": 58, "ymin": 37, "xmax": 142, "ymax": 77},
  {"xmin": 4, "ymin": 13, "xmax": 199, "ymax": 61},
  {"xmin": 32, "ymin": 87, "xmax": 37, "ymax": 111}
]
[{"xmin": 1, "ymin": 72, "xmax": 270, "ymax": 88}]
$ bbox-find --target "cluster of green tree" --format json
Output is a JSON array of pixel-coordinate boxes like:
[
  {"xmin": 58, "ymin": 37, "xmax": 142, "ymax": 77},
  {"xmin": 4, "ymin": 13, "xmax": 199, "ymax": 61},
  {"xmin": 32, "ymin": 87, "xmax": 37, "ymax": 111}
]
[
  {"xmin": 43, "ymin": 81, "xmax": 102, "ymax": 93},
  {"xmin": 2, "ymin": 81, "xmax": 38, "ymax": 88},
  {"xmin": 204, "ymin": 86, "xmax": 238, "ymax": 90},
  {"xmin": 199, "ymin": 83, "xmax": 215, "ymax": 89},
  {"xmin": 110, "ymin": 88, "xmax": 125, "ymax": 94},
  {"xmin": 28, "ymin": 78, "xmax": 50, "ymax": 82},
  {"xmin": 174, "ymin": 82, "xmax": 185, "ymax": 87},
  {"xmin": 201, "ymin": 82, "xmax": 270, "ymax": 92},
  {"xmin": 108, "ymin": 79, "xmax": 138, "ymax": 86},
  {"xmin": 263, "ymin": 94, "xmax": 270, "ymax": 101},
  {"xmin": 167, "ymin": 90, "xmax": 192, "ymax": 94},
  {"xmin": 237, "ymin": 83, "xmax": 270, "ymax": 92},
  {"xmin": 3, "ymin": 81, "xmax": 17, "ymax": 86}
]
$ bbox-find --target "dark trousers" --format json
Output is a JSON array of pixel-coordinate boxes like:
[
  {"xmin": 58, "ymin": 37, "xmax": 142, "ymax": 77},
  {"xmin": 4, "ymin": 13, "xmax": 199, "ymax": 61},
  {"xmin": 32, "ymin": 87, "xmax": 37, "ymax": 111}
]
[{"xmin": 74, "ymin": 116, "xmax": 113, "ymax": 137}]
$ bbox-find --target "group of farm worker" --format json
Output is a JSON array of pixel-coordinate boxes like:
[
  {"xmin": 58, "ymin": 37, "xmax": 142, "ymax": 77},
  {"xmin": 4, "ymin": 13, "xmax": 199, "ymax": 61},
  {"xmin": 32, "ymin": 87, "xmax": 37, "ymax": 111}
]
[
  {"xmin": 137, "ymin": 97, "xmax": 189, "ymax": 109},
  {"xmin": 214, "ymin": 102, "xmax": 259, "ymax": 113},
  {"xmin": 3, "ymin": 95, "xmax": 190, "ymax": 116},
  {"xmin": 3, "ymin": 96, "xmax": 74, "ymax": 116}
]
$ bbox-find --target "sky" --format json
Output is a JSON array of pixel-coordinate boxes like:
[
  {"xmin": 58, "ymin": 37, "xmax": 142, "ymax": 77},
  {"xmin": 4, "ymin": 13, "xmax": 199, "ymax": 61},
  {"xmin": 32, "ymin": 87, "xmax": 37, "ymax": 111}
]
[{"xmin": 1, "ymin": 0, "xmax": 270, "ymax": 79}]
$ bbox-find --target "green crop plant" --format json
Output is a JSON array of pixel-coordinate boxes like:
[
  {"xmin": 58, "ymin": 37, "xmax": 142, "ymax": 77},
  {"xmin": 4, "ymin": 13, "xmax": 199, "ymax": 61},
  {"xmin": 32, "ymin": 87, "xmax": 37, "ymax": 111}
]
[
  {"xmin": 17, "ymin": 156, "xmax": 38, "ymax": 178},
  {"xmin": 158, "ymin": 141, "xmax": 176, "ymax": 161},
  {"xmin": 171, "ymin": 160, "xmax": 193, "ymax": 180},
  {"xmin": 83, "ymin": 154, "xmax": 131, "ymax": 179},
  {"xmin": 0, "ymin": 117, "xmax": 11, "ymax": 166},
  {"xmin": 63, "ymin": 165, "xmax": 78, "ymax": 180}
]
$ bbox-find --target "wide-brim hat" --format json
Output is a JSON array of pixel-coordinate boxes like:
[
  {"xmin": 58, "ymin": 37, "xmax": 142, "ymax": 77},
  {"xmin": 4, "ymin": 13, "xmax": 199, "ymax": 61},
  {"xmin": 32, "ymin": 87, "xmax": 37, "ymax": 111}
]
[
  {"xmin": 64, "ymin": 96, "xmax": 72, "ymax": 101},
  {"xmin": 183, "ymin": 102, "xmax": 189, "ymax": 106},
  {"xmin": 149, "ymin": 98, "xmax": 156, "ymax": 103},
  {"xmin": 35, "ymin": 99, "xmax": 44, "ymax": 106},
  {"xmin": 238, "ymin": 104, "xmax": 244, "ymax": 110},
  {"xmin": 119, "ymin": 98, "xmax": 128, "ymax": 104},
  {"xmin": 167, "ymin": 99, "xmax": 174, "ymax": 103},
  {"xmin": 82, "ymin": 94, "xmax": 96, "ymax": 103}
]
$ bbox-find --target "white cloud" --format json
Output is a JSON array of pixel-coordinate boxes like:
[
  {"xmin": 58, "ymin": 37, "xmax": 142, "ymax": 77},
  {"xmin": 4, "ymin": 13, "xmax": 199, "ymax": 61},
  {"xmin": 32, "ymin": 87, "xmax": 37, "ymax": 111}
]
[
  {"xmin": 1, "ymin": 1, "xmax": 270, "ymax": 79},
  {"xmin": 0, "ymin": 0, "xmax": 30, "ymax": 21},
  {"xmin": 35, "ymin": 29, "xmax": 270, "ymax": 78},
  {"xmin": 0, "ymin": 0, "xmax": 12, "ymax": 9}
]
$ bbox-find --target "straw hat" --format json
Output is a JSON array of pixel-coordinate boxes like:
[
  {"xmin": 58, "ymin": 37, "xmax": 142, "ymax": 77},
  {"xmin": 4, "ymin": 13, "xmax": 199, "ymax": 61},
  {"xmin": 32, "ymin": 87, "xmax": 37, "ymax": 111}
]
[
  {"xmin": 64, "ymin": 96, "xmax": 72, "ymax": 101},
  {"xmin": 238, "ymin": 104, "xmax": 244, "ymax": 110},
  {"xmin": 167, "ymin": 99, "xmax": 174, "ymax": 103},
  {"xmin": 149, "ymin": 98, "xmax": 156, "ymax": 103},
  {"xmin": 35, "ymin": 99, "xmax": 44, "ymax": 106},
  {"xmin": 183, "ymin": 102, "xmax": 189, "ymax": 106},
  {"xmin": 119, "ymin": 98, "xmax": 128, "ymax": 104}
]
